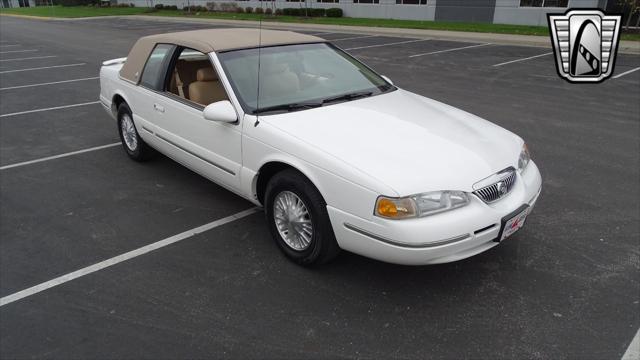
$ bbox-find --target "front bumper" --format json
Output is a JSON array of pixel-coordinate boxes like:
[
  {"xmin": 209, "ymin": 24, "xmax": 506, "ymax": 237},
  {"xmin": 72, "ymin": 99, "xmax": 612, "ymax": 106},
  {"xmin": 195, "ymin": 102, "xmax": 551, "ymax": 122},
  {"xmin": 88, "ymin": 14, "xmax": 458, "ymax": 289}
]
[{"xmin": 327, "ymin": 161, "xmax": 542, "ymax": 265}]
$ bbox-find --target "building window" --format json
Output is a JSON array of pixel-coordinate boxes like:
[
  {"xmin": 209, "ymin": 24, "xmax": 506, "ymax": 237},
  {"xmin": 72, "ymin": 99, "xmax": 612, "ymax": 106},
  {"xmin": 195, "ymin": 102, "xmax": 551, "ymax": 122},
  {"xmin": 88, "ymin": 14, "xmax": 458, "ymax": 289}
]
[
  {"xmin": 353, "ymin": 0, "xmax": 379, "ymax": 4},
  {"xmin": 317, "ymin": 0, "xmax": 339, "ymax": 3},
  {"xmin": 396, "ymin": 0, "xmax": 427, "ymax": 4},
  {"xmin": 520, "ymin": 0, "xmax": 568, "ymax": 7}
]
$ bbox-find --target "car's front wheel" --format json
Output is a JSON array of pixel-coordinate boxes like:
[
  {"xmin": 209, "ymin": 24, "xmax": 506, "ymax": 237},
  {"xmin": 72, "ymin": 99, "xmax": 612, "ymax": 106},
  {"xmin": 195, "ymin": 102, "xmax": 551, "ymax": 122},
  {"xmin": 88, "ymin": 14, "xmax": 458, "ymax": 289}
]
[
  {"xmin": 265, "ymin": 169, "xmax": 340, "ymax": 266},
  {"xmin": 117, "ymin": 103, "xmax": 153, "ymax": 161}
]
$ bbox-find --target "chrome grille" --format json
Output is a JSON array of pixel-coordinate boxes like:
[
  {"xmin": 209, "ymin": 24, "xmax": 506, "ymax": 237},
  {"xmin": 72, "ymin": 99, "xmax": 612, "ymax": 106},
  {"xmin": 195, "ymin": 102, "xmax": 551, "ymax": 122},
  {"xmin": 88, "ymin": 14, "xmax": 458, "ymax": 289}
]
[{"xmin": 473, "ymin": 169, "xmax": 517, "ymax": 203}]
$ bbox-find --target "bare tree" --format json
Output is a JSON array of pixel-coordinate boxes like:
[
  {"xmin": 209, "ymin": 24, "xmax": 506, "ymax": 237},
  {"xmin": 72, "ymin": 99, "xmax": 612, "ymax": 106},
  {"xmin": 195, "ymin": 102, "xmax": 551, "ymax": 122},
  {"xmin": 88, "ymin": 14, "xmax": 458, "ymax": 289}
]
[{"xmin": 618, "ymin": 0, "xmax": 640, "ymax": 29}]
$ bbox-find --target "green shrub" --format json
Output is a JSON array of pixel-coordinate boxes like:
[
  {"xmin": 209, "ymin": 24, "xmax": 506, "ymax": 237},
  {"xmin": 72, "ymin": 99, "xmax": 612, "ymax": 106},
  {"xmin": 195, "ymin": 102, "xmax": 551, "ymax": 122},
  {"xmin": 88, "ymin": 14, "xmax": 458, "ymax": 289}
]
[
  {"xmin": 309, "ymin": 8, "xmax": 325, "ymax": 17},
  {"xmin": 167, "ymin": 5, "xmax": 177, "ymax": 10},
  {"xmin": 264, "ymin": 7, "xmax": 272, "ymax": 15},
  {"xmin": 245, "ymin": 6, "xmax": 253, "ymax": 13},
  {"xmin": 326, "ymin": 7, "xmax": 342, "ymax": 17},
  {"xmin": 154, "ymin": 3, "xmax": 163, "ymax": 9},
  {"xmin": 255, "ymin": 7, "xmax": 264, "ymax": 14},
  {"xmin": 236, "ymin": 6, "xmax": 244, "ymax": 13},
  {"xmin": 274, "ymin": 8, "xmax": 282, "ymax": 15}
]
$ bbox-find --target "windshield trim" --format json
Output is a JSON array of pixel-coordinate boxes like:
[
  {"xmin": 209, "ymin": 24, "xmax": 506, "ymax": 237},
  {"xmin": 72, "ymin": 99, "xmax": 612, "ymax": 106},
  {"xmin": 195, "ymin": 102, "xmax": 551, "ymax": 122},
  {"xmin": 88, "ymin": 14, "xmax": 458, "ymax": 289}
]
[{"xmin": 217, "ymin": 42, "xmax": 397, "ymax": 116}]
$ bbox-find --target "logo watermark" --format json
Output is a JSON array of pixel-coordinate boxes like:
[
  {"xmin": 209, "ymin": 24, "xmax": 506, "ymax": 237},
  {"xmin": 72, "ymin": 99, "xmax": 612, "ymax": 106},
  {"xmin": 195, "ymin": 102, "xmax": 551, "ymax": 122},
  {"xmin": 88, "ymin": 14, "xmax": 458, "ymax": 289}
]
[{"xmin": 548, "ymin": 9, "xmax": 622, "ymax": 83}]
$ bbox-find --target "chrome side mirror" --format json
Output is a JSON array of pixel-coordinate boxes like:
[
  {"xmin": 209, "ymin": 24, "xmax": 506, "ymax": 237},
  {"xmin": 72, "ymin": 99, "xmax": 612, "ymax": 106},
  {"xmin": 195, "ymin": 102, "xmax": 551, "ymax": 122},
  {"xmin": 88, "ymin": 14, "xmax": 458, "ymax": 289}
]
[{"xmin": 203, "ymin": 100, "xmax": 237, "ymax": 123}]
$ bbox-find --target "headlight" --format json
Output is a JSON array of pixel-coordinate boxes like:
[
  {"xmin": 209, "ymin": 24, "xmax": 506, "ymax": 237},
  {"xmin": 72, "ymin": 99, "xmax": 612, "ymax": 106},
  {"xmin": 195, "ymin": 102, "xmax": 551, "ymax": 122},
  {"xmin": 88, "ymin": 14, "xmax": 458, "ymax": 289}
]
[
  {"xmin": 375, "ymin": 191, "xmax": 470, "ymax": 220},
  {"xmin": 518, "ymin": 143, "xmax": 531, "ymax": 171}
]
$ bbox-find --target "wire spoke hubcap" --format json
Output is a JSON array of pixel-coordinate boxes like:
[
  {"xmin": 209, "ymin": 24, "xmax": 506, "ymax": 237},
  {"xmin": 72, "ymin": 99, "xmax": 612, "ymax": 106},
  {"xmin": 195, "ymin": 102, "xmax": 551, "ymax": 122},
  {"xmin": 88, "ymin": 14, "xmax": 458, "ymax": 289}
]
[
  {"xmin": 273, "ymin": 191, "xmax": 313, "ymax": 251},
  {"xmin": 120, "ymin": 114, "xmax": 138, "ymax": 151}
]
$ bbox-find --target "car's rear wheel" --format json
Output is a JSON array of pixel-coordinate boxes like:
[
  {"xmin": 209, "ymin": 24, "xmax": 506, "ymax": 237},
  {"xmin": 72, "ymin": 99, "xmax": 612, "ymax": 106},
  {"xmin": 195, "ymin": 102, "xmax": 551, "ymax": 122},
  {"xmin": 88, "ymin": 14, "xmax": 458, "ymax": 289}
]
[
  {"xmin": 265, "ymin": 169, "xmax": 340, "ymax": 266},
  {"xmin": 117, "ymin": 103, "xmax": 153, "ymax": 161}
]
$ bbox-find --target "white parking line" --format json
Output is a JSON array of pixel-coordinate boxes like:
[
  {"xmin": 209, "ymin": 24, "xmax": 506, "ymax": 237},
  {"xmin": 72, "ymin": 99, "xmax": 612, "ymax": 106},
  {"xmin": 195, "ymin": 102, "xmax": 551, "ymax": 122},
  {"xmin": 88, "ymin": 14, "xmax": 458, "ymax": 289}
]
[
  {"xmin": 0, "ymin": 101, "xmax": 100, "ymax": 118},
  {"xmin": 0, "ymin": 207, "xmax": 261, "ymax": 307},
  {"xmin": 331, "ymin": 35, "xmax": 377, "ymax": 42},
  {"xmin": 613, "ymin": 66, "xmax": 640, "ymax": 79},
  {"xmin": 0, "ymin": 55, "xmax": 57, "ymax": 62},
  {"xmin": 0, "ymin": 63, "xmax": 86, "ymax": 74},
  {"xmin": 308, "ymin": 31, "xmax": 338, "ymax": 36},
  {"xmin": 0, "ymin": 49, "xmax": 37, "ymax": 54},
  {"xmin": 492, "ymin": 52, "xmax": 553, "ymax": 67},
  {"xmin": 0, "ymin": 76, "xmax": 99, "ymax": 91},
  {"xmin": 0, "ymin": 44, "xmax": 20, "ymax": 48},
  {"xmin": 0, "ymin": 143, "xmax": 121, "ymax": 171},
  {"xmin": 345, "ymin": 39, "xmax": 429, "ymax": 51},
  {"xmin": 622, "ymin": 328, "xmax": 640, "ymax": 360},
  {"xmin": 409, "ymin": 43, "xmax": 491, "ymax": 58}
]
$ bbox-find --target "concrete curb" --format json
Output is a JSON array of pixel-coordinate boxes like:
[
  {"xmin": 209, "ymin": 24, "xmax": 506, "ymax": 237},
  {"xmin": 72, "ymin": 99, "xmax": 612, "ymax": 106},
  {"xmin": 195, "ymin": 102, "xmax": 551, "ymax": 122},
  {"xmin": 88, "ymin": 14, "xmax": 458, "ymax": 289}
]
[{"xmin": 2, "ymin": 13, "xmax": 638, "ymax": 54}]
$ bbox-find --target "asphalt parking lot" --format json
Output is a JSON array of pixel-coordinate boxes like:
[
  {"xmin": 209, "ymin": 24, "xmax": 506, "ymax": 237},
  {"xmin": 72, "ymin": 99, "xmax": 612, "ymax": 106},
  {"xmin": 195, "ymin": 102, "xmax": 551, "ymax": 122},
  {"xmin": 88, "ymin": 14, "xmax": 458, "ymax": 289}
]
[{"xmin": 0, "ymin": 15, "xmax": 639, "ymax": 359}]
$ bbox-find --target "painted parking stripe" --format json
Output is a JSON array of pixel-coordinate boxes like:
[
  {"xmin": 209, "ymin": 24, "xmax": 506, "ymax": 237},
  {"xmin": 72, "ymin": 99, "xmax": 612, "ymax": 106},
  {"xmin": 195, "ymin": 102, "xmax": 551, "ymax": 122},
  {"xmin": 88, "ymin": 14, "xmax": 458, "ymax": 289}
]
[
  {"xmin": 613, "ymin": 66, "xmax": 640, "ymax": 79},
  {"xmin": 0, "ymin": 207, "xmax": 261, "ymax": 307},
  {"xmin": 0, "ymin": 55, "xmax": 57, "ymax": 62},
  {"xmin": 492, "ymin": 52, "xmax": 553, "ymax": 67},
  {"xmin": 0, "ymin": 44, "xmax": 21, "ymax": 48},
  {"xmin": 308, "ymin": 31, "xmax": 338, "ymax": 36},
  {"xmin": 0, "ymin": 101, "xmax": 100, "ymax": 118},
  {"xmin": 622, "ymin": 328, "xmax": 640, "ymax": 360},
  {"xmin": 0, "ymin": 76, "xmax": 99, "ymax": 91},
  {"xmin": 409, "ymin": 43, "xmax": 492, "ymax": 58},
  {"xmin": 0, "ymin": 49, "xmax": 37, "ymax": 54},
  {"xmin": 345, "ymin": 39, "xmax": 429, "ymax": 51},
  {"xmin": 0, "ymin": 143, "xmax": 121, "ymax": 171},
  {"xmin": 0, "ymin": 63, "xmax": 86, "ymax": 74},
  {"xmin": 331, "ymin": 35, "xmax": 377, "ymax": 42}
]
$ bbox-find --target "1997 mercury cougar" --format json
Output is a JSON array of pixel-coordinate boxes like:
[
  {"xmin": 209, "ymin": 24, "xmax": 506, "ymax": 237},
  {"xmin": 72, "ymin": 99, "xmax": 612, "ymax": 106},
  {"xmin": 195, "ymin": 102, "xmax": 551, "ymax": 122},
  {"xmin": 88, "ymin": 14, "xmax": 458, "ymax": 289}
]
[{"xmin": 99, "ymin": 29, "xmax": 542, "ymax": 266}]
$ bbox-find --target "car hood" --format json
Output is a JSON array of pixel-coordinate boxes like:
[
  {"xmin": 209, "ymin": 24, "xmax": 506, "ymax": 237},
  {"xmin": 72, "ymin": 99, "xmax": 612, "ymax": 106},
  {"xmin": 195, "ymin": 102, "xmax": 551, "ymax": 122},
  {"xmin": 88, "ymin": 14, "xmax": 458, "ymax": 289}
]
[{"xmin": 260, "ymin": 89, "xmax": 522, "ymax": 196}]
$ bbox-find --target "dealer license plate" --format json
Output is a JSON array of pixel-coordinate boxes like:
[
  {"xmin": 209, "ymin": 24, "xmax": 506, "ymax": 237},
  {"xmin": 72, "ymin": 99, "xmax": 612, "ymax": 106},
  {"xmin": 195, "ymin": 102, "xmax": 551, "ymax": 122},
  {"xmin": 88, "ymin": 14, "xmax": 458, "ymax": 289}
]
[{"xmin": 499, "ymin": 205, "xmax": 529, "ymax": 241}]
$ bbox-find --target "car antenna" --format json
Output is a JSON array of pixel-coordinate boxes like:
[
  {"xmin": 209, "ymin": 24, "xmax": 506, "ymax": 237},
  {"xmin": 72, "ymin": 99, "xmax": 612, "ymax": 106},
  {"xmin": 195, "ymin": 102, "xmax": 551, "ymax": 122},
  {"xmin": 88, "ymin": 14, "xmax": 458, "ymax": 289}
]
[{"xmin": 254, "ymin": 10, "xmax": 263, "ymax": 127}]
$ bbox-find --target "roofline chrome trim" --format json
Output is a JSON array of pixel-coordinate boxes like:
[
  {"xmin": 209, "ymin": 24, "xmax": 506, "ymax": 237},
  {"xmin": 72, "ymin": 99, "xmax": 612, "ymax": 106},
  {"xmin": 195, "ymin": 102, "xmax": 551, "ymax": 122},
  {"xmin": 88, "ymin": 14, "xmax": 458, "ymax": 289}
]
[{"xmin": 343, "ymin": 223, "xmax": 470, "ymax": 249}]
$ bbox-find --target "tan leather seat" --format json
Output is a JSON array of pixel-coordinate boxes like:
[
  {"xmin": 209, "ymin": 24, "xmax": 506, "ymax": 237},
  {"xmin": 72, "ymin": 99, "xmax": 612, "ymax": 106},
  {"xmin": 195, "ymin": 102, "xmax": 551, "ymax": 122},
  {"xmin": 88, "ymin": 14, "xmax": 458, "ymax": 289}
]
[{"xmin": 188, "ymin": 68, "xmax": 227, "ymax": 106}]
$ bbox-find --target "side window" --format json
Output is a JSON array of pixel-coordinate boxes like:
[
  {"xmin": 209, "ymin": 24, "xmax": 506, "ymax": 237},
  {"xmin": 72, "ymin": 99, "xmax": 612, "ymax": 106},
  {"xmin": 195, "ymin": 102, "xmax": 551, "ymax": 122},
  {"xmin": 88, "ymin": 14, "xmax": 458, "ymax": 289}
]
[
  {"xmin": 166, "ymin": 48, "xmax": 229, "ymax": 107},
  {"xmin": 140, "ymin": 44, "xmax": 173, "ymax": 90}
]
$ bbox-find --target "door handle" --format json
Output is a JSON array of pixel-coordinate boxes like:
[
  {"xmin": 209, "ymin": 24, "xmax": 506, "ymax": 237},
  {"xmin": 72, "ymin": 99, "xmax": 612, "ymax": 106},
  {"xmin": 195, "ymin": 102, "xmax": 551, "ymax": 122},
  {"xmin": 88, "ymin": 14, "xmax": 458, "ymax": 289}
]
[{"xmin": 153, "ymin": 103, "xmax": 165, "ymax": 113}]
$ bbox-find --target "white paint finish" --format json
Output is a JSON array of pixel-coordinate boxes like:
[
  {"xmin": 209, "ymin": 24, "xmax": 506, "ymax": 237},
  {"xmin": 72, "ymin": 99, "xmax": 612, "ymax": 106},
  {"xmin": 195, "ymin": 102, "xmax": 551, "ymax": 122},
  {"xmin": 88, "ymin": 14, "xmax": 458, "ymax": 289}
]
[
  {"xmin": 0, "ymin": 207, "xmax": 261, "ymax": 307},
  {"xmin": 345, "ymin": 39, "xmax": 429, "ymax": 51},
  {"xmin": 409, "ymin": 43, "xmax": 492, "ymax": 58},
  {"xmin": 0, "ymin": 143, "xmax": 121, "ymax": 171},
  {"xmin": 492, "ymin": 52, "xmax": 552, "ymax": 67},
  {"xmin": 0, "ymin": 49, "xmax": 37, "ymax": 54},
  {"xmin": 622, "ymin": 328, "xmax": 640, "ymax": 360},
  {"xmin": 258, "ymin": 89, "xmax": 521, "ymax": 196},
  {"xmin": 100, "ymin": 37, "xmax": 543, "ymax": 265},
  {"xmin": 613, "ymin": 66, "xmax": 640, "ymax": 79},
  {"xmin": 0, "ymin": 76, "xmax": 99, "ymax": 91},
  {"xmin": 0, "ymin": 55, "xmax": 57, "ymax": 62},
  {"xmin": 0, "ymin": 63, "xmax": 86, "ymax": 74},
  {"xmin": 0, "ymin": 101, "xmax": 100, "ymax": 118}
]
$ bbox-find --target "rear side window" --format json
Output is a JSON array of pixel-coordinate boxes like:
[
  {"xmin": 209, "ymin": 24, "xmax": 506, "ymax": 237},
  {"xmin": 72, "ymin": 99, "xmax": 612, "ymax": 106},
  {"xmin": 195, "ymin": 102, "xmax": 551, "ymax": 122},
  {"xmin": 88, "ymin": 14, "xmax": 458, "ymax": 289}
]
[{"xmin": 140, "ymin": 44, "xmax": 174, "ymax": 90}]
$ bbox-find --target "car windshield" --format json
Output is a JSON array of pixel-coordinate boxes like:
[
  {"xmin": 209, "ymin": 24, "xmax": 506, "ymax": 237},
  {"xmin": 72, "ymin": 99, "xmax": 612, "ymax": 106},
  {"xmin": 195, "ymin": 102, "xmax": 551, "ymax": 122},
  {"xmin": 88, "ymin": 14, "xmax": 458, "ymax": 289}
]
[{"xmin": 217, "ymin": 43, "xmax": 394, "ymax": 114}]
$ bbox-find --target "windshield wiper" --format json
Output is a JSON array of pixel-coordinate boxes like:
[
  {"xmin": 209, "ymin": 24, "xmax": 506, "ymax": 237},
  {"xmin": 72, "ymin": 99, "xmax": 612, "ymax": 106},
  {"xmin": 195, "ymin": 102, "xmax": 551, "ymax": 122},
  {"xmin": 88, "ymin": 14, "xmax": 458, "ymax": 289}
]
[
  {"xmin": 254, "ymin": 101, "xmax": 323, "ymax": 115},
  {"xmin": 321, "ymin": 91, "xmax": 373, "ymax": 105}
]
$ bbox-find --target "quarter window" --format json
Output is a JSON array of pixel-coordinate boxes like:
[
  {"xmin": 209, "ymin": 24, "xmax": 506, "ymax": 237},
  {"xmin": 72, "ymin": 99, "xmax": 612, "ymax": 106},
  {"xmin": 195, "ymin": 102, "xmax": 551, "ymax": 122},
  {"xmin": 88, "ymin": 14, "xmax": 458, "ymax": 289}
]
[{"xmin": 140, "ymin": 44, "xmax": 173, "ymax": 90}]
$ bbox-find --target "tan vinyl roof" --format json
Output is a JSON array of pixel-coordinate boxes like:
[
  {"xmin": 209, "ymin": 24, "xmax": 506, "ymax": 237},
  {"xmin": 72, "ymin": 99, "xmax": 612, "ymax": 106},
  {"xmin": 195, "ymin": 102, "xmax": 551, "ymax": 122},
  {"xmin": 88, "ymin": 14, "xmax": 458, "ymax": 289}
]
[{"xmin": 120, "ymin": 28, "xmax": 324, "ymax": 83}]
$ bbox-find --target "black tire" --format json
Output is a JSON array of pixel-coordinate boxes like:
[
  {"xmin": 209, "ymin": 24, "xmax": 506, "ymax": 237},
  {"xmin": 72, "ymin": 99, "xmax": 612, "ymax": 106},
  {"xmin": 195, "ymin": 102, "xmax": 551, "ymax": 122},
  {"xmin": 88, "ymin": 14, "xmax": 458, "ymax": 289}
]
[
  {"xmin": 117, "ymin": 103, "xmax": 153, "ymax": 162},
  {"xmin": 265, "ymin": 169, "xmax": 340, "ymax": 266}
]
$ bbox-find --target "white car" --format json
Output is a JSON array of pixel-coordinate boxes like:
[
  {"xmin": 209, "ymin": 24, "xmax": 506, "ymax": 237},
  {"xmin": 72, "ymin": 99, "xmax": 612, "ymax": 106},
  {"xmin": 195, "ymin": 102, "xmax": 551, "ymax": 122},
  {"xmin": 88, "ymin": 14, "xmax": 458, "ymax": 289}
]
[{"xmin": 99, "ymin": 28, "xmax": 542, "ymax": 266}]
